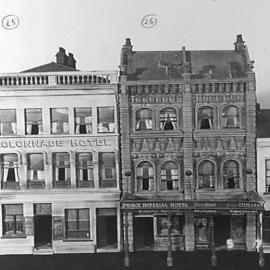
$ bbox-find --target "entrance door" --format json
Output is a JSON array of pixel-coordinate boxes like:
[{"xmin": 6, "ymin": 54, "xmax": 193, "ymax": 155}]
[
  {"xmin": 134, "ymin": 217, "xmax": 154, "ymax": 250},
  {"xmin": 34, "ymin": 204, "xmax": 52, "ymax": 248},
  {"xmin": 214, "ymin": 215, "xmax": 230, "ymax": 247},
  {"xmin": 96, "ymin": 208, "xmax": 118, "ymax": 249}
]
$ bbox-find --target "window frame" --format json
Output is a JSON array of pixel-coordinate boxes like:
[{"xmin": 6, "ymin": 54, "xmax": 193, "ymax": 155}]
[
  {"xmin": 25, "ymin": 108, "xmax": 43, "ymax": 135},
  {"xmin": 160, "ymin": 161, "xmax": 180, "ymax": 191},
  {"xmin": 53, "ymin": 152, "xmax": 71, "ymax": 184},
  {"xmin": 197, "ymin": 106, "xmax": 214, "ymax": 130},
  {"xmin": 222, "ymin": 105, "xmax": 240, "ymax": 129},
  {"xmin": 156, "ymin": 215, "xmax": 184, "ymax": 236},
  {"xmin": 0, "ymin": 109, "xmax": 17, "ymax": 136},
  {"xmin": 265, "ymin": 159, "xmax": 270, "ymax": 193},
  {"xmin": 50, "ymin": 108, "xmax": 69, "ymax": 135},
  {"xmin": 99, "ymin": 152, "xmax": 116, "ymax": 188},
  {"xmin": 65, "ymin": 208, "xmax": 90, "ymax": 240},
  {"xmin": 74, "ymin": 107, "xmax": 92, "ymax": 134},
  {"xmin": 136, "ymin": 161, "xmax": 154, "ymax": 191},
  {"xmin": 97, "ymin": 106, "xmax": 115, "ymax": 133},
  {"xmin": 159, "ymin": 107, "xmax": 177, "ymax": 131},
  {"xmin": 27, "ymin": 153, "xmax": 45, "ymax": 182},
  {"xmin": 223, "ymin": 160, "xmax": 241, "ymax": 189},
  {"xmin": 135, "ymin": 108, "xmax": 153, "ymax": 131},
  {"xmin": 197, "ymin": 160, "xmax": 215, "ymax": 189}
]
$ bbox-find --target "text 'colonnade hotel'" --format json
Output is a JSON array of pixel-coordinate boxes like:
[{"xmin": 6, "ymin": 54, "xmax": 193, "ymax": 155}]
[{"xmin": 0, "ymin": 48, "xmax": 120, "ymax": 254}]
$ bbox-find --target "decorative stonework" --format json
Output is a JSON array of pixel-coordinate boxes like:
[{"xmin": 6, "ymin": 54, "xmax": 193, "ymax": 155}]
[
  {"xmin": 132, "ymin": 137, "xmax": 183, "ymax": 152},
  {"xmin": 193, "ymin": 93, "xmax": 245, "ymax": 103}
]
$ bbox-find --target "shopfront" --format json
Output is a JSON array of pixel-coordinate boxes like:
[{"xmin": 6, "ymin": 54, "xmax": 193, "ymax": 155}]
[{"xmin": 121, "ymin": 200, "xmax": 264, "ymax": 253}]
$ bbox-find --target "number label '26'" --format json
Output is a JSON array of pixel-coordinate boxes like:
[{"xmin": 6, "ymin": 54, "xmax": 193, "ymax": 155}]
[{"xmin": 141, "ymin": 14, "xmax": 157, "ymax": 29}]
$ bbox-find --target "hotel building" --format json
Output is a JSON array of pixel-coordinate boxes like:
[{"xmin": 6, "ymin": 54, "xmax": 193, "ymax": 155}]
[
  {"xmin": 0, "ymin": 48, "xmax": 120, "ymax": 254},
  {"xmin": 119, "ymin": 35, "xmax": 264, "ymax": 260}
]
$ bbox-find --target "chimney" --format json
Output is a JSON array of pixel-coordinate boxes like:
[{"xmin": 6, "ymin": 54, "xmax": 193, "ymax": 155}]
[
  {"xmin": 67, "ymin": 53, "xmax": 76, "ymax": 69},
  {"xmin": 120, "ymin": 38, "xmax": 133, "ymax": 75},
  {"xmin": 56, "ymin": 47, "xmax": 68, "ymax": 65},
  {"xmin": 234, "ymin": 34, "xmax": 245, "ymax": 52}
]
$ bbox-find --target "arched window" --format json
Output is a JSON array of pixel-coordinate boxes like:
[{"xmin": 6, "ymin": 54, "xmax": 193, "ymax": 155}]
[
  {"xmin": 160, "ymin": 108, "xmax": 177, "ymax": 130},
  {"xmin": 160, "ymin": 161, "xmax": 179, "ymax": 190},
  {"xmin": 223, "ymin": 160, "xmax": 240, "ymax": 188},
  {"xmin": 222, "ymin": 106, "xmax": 239, "ymax": 128},
  {"xmin": 198, "ymin": 107, "xmax": 213, "ymax": 129},
  {"xmin": 135, "ymin": 109, "xmax": 153, "ymax": 131},
  {"xmin": 198, "ymin": 161, "xmax": 215, "ymax": 189},
  {"xmin": 136, "ymin": 162, "xmax": 154, "ymax": 191}
]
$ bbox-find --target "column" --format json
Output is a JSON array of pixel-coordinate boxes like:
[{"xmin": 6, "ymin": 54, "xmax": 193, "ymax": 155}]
[
  {"xmin": 184, "ymin": 212, "xmax": 195, "ymax": 251},
  {"xmin": 124, "ymin": 210, "xmax": 130, "ymax": 267},
  {"xmin": 70, "ymin": 152, "xmax": 76, "ymax": 188},
  {"xmin": 210, "ymin": 215, "xmax": 217, "ymax": 266},
  {"xmin": 166, "ymin": 214, "xmax": 173, "ymax": 267},
  {"xmin": 246, "ymin": 213, "xmax": 256, "ymax": 251}
]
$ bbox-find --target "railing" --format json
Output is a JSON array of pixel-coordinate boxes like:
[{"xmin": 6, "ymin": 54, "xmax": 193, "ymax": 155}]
[
  {"xmin": 2, "ymin": 182, "xmax": 20, "ymax": 189},
  {"xmin": 0, "ymin": 71, "xmax": 118, "ymax": 87}
]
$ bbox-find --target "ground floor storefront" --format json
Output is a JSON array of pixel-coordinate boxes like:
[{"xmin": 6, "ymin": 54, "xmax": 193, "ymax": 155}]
[
  {"xmin": 0, "ymin": 200, "xmax": 120, "ymax": 254},
  {"xmin": 121, "ymin": 200, "xmax": 264, "ymax": 253}
]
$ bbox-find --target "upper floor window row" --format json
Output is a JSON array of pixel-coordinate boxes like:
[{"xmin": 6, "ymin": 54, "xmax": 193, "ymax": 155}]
[
  {"xmin": 0, "ymin": 107, "xmax": 115, "ymax": 136},
  {"xmin": 198, "ymin": 105, "xmax": 240, "ymax": 130},
  {"xmin": 135, "ymin": 107, "xmax": 178, "ymax": 131}
]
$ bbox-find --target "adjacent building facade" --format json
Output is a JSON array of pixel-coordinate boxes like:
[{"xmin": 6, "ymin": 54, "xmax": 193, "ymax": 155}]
[
  {"xmin": 119, "ymin": 35, "xmax": 263, "ymax": 255},
  {"xmin": 0, "ymin": 48, "xmax": 120, "ymax": 254},
  {"xmin": 257, "ymin": 108, "xmax": 270, "ymax": 253}
]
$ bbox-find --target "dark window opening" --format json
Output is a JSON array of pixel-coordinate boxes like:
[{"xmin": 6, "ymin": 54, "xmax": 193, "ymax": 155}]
[
  {"xmin": 7, "ymin": 168, "xmax": 16, "ymax": 182},
  {"xmin": 58, "ymin": 168, "xmax": 66, "ymax": 181}
]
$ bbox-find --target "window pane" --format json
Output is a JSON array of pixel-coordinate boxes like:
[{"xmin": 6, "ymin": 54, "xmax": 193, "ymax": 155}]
[
  {"xmin": 97, "ymin": 107, "xmax": 114, "ymax": 133},
  {"xmin": 51, "ymin": 108, "xmax": 69, "ymax": 121},
  {"xmin": 160, "ymin": 108, "xmax": 177, "ymax": 130},
  {"xmin": 25, "ymin": 109, "xmax": 42, "ymax": 122},
  {"xmin": 0, "ymin": 109, "xmax": 16, "ymax": 122},
  {"xmin": 74, "ymin": 108, "xmax": 92, "ymax": 134},
  {"xmin": 28, "ymin": 153, "xmax": 44, "ymax": 170},
  {"xmin": 136, "ymin": 109, "xmax": 153, "ymax": 131},
  {"xmin": 0, "ymin": 109, "xmax": 17, "ymax": 135},
  {"xmin": 3, "ymin": 204, "xmax": 23, "ymax": 215}
]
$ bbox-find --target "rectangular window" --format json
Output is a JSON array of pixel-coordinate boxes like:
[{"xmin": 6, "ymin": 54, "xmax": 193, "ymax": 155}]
[
  {"xmin": 74, "ymin": 107, "xmax": 92, "ymax": 134},
  {"xmin": 0, "ymin": 109, "xmax": 16, "ymax": 135},
  {"xmin": 97, "ymin": 107, "xmax": 115, "ymax": 133},
  {"xmin": 1, "ymin": 154, "xmax": 20, "ymax": 189},
  {"xmin": 76, "ymin": 153, "xmax": 94, "ymax": 188},
  {"xmin": 266, "ymin": 159, "xmax": 270, "ymax": 192},
  {"xmin": 263, "ymin": 211, "xmax": 270, "ymax": 244},
  {"xmin": 195, "ymin": 217, "xmax": 209, "ymax": 244},
  {"xmin": 65, "ymin": 209, "xmax": 90, "ymax": 239},
  {"xmin": 157, "ymin": 215, "xmax": 184, "ymax": 236},
  {"xmin": 25, "ymin": 108, "xmax": 43, "ymax": 135},
  {"xmin": 27, "ymin": 153, "xmax": 44, "ymax": 181},
  {"xmin": 2, "ymin": 204, "xmax": 24, "ymax": 237},
  {"xmin": 51, "ymin": 108, "xmax": 69, "ymax": 134},
  {"xmin": 99, "ymin": 152, "xmax": 116, "ymax": 188},
  {"xmin": 53, "ymin": 153, "xmax": 71, "ymax": 187}
]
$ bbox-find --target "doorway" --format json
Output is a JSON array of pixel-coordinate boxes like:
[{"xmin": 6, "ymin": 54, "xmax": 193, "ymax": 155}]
[
  {"xmin": 134, "ymin": 217, "xmax": 154, "ymax": 250},
  {"xmin": 34, "ymin": 204, "xmax": 52, "ymax": 248},
  {"xmin": 214, "ymin": 215, "xmax": 230, "ymax": 247}
]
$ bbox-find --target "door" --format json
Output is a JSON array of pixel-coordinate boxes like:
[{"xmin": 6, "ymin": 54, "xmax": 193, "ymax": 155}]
[
  {"xmin": 134, "ymin": 217, "xmax": 154, "ymax": 250},
  {"xmin": 214, "ymin": 215, "xmax": 230, "ymax": 247},
  {"xmin": 34, "ymin": 204, "xmax": 52, "ymax": 248},
  {"xmin": 96, "ymin": 208, "xmax": 118, "ymax": 249}
]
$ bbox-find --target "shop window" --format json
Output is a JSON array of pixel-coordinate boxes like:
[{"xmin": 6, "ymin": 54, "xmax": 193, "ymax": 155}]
[
  {"xmin": 135, "ymin": 108, "xmax": 153, "ymax": 131},
  {"xmin": 222, "ymin": 106, "xmax": 239, "ymax": 128},
  {"xmin": 160, "ymin": 108, "xmax": 177, "ymax": 130},
  {"xmin": 51, "ymin": 108, "xmax": 69, "ymax": 134},
  {"xmin": 65, "ymin": 209, "xmax": 90, "ymax": 239},
  {"xmin": 76, "ymin": 153, "xmax": 94, "ymax": 188},
  {"xmin": 99, "ymin": 152, "xmax": 116, "ymax": 188},
  {"xmin": 265, "ymin": 159, "xmax": 270, "ymax": 192},
  {"xmin": 74, "ymin": 107, "xmax": 92, "ymax": 134},
  {"xmin": 1, "ymin": 154, "xmax": 19, "ymax": 189},
  {"xmin": 223, "ymin": 160, "xmax": 240, "ymax": 189},
  {"xmin": 96, "ymin": 208, "xmax": 117, "ymax": 249},
  {"xmin": 25, "ymin": 108, "xmax": 43, "ymax": 135},
  {"xmin": 195, "ymin": 217, "xmax": 209, "ymax": 243},
  {"xmin": 0, "ymin": 109, "xmax": 16, "ymax": 135},
  {"xmin": 263, "ymin": 211, "xmax": 270, "ymax": 244},
  {"xmin": 53, "ymin": 153, "xmax": 71, "ymax": 187},
  {"xmin": 137, "ymin": 162, "xmax": 154, "ymax": 191},
  {"xmin": 157, "ymin": 215, "xmax": 184, "ymax": 236},
  {"xmin": 198, "ymin": 161, "xmax": 215, "ymax": 189},
  {"xmin": 97, "ymin": 107, "xmax": 115, "ymax": 133},
  {"xmin": 160, "ymin": 161, "xmax": 179, "ymax": 191},
  {"xmin": 197, "ymin": 107, "xmax": 213, "ymax": 129},
  {"xmin": 231, "ymin": 216, "xmax": 246, "ymax": 247},
  {"xmin": 2, "ymin": 204, "xmax": 24, "ymax": 238}
]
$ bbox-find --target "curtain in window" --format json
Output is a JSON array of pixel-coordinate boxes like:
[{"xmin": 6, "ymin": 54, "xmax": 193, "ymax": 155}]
[
  {"xmin": 160, "ymin": 108, "xmax": 177, "ymax": 130},
  {"xmin": 223, "ymin": 160, "xmax": 240, "ymax": 188},
  {"xmin": 136, "ymin": 109, "xmax": 153, "ymax": 130},
  {"xmin": 0, "ymin": 109, "xmax": 17, "ymax": 135},
  {"xmin": 198, "ymin": 161, "xmax": 214, "ymax": 188},
  {"xmin": 54, "ymin": 153, "xmax": 70, "ymax": 181},
  {"xmin": 137, "ymin": 162, "xmax": 154, "ymax": 190},
  {"xmin": 222, "ymin": 106, "xmax": 239, "ymax": 128},
  {"xmin": 161, "ymin": 161, "xmax": 179, "ymax": 190},
  {"xmin": 97, "ymin": 107, "xmax": 114, "ymax": 133},
  {"xmin": 2, "ymin": 154, "xmax": 19, "ymax": 182},
  {"xmin": 76, "ymin": 153, "xmax": 93, "ymax": 181},
  {"xmin": 28, "ymin": 153, "xmax": 44, "ymax": 180},
  {"xmin": 198, "ymin": 107, "xmax": 213, "ymax": 129},
  {"xmin": 51, "ymin": 108, "xmax": 69, "ymax": 134},
  {"xmin": 75, "ymin": 108, "xmax": 92, "ymax": 134},
  {"xmin": 25, "ymin": 109, "xmax": 42, "ymax": 135}
]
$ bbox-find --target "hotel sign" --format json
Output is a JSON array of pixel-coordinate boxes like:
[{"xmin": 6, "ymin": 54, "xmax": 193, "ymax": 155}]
[
  {"xmin": 121, "ymin": 201, "xmax": 264, "ymax": 212},
  {"xmin": 0, "ymin": 137, "xmax": 116, "ymax": 149}
]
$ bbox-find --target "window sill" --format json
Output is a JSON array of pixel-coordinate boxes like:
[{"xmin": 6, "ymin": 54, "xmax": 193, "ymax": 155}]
[
  {"xmin": 1, "ymin": 235, "xmax": 26, "ymax": 239},
  {"xmin": 63, "ymin": 239, "xmax": 92, "ymax": 242}
]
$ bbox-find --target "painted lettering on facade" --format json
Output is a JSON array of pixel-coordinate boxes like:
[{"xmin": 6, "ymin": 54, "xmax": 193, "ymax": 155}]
[{"xmin": 0, "ymin": 137, "xmax": 113, "ymax": 149}]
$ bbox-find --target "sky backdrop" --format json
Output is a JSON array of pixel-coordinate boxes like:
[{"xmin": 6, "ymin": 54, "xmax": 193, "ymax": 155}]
[{"xmin": 1, "ymin": 0, "xmax": 270, "ymax": 107}]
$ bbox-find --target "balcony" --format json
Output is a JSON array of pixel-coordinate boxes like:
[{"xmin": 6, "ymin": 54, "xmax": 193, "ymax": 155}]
[
  {"xmin": 2, "ymin": 181, "xmax": 20, "ymax": 190},
  {"xmin": 77, "ymin": 180, "xmax": 94, "ymax": 188},
  {"xmin": 53, "ymin": 180, "xmax": 71, "ymax": 189},
  {"xmin": 27, "ymin": 180, "xmax": 45, "ymax": 189}
]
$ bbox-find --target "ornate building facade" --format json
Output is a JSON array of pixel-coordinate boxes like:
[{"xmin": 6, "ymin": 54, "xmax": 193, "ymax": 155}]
[
  {"xmin": 119, "ymin": 35, "xmax": 263, "ymax": 261},
  {"xmin": 0, "ymin": 48, "xmax": 120, "ymax": 254}
]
